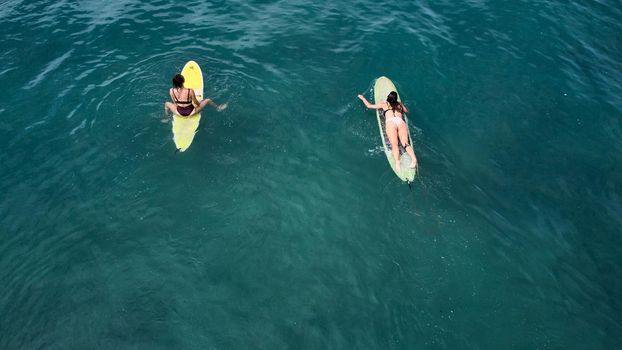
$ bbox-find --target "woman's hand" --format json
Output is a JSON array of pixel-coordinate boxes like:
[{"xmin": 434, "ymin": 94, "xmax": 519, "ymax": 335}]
[
  {"xmin": 358, "ymin": 94, "xmax": 378, "ymax": 109},
  {"xmin": 217, "ymin": 102, "xmax": 228, "ymax": 112}
]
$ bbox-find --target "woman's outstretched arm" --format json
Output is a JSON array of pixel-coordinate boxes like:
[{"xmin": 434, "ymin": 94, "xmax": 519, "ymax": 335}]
[{"xmin": 357, "ymin": 94, "xmax": 382, "ymax": 109}]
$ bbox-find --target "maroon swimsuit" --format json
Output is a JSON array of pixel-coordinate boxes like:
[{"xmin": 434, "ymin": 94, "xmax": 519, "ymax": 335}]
[{"xmin": 173, "ymin": 88, "xmax": 194, "ymax": 116}]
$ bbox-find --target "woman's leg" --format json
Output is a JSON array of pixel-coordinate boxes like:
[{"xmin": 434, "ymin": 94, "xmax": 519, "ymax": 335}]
[
  {"xmin": 397, "ymin": 123, "xmax": 417, "ymax": 168},
  {"xmin": 164, "ymin": 102, "xmax": 178, "ymax": 115},
  {"xmin": 192, "ymin": 99, "xmax": 212, "ymax": 115},
  {"xmin": 386, "ymin": 122, "xmax": 401, "ymax": 171}
]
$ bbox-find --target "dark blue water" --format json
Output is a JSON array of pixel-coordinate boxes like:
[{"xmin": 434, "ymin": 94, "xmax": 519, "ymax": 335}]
[{"xmin": 1, "ymin": 0, "xmax": 621, "ymax": 348}]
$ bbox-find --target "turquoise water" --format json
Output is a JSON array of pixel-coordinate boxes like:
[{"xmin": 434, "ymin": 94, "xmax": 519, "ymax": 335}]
[{"xmin": 1, "ymin": 0, "xmax": 622, "ymax": 348}]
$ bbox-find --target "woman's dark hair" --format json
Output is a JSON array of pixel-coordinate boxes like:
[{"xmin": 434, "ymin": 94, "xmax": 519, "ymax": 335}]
[
  {"xmin": 172, "ymin": 74, "xmax": 185, "ymax": 88},
  {"xmin": 386, "ymin": 91, "xmax": 403, "ymax": 114}
]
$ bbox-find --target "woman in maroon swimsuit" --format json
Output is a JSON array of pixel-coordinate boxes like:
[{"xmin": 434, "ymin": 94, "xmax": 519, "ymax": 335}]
[{"xmin": 164, "ymin": 74, "xmax": 226, "ymax": 118}]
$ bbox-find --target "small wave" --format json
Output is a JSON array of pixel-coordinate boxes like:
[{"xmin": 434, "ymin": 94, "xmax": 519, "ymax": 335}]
[{"xmin": 23, "ymin": 49, "xmax": 74, "ymax": 90}]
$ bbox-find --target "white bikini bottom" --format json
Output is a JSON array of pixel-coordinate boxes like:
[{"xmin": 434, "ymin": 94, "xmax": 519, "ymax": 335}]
[{"xmin": 387, "ymin": 117, "xmax": 405, "ymax": 127}]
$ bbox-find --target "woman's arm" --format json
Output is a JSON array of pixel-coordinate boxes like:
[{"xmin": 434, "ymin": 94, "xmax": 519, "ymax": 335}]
[
  {"xmin": 400, "ymin": 102, "xmax": 409, "ymax": 113},
  {"xmin": 169, "ymin": 89, "xmax": 176, "ymax": 103},
  {"xmin": 190, "ymin": 89, "xmax": 201, "ymax": 106},
  {"xmin": 357, "ymin": 94, "xmax": 382, "ymax": 109}
]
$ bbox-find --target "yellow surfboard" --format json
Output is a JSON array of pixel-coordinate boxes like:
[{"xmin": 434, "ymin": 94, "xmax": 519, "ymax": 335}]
[
  {"xmin": 172, "ymin": 60, "xmax": 204, "ymax": 152},
  {"xmin": 374, "ymin": 76, "xmax": 417, "ymax": 182}
]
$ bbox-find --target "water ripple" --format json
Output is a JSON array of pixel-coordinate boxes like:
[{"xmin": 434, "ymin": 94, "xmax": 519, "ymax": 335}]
[{"xmin": 2, "ymin": 0, "xmax": 622, "ymax": 348}]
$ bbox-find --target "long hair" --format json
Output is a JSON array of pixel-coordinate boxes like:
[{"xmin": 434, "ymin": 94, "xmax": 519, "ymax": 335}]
[
  {"xmin": 172, "ymin": 74, "xmax": 185, "ymax": 88},
  {"xmin": 386, "ymin": 91, "xmax": 403, "ymax": 114}
]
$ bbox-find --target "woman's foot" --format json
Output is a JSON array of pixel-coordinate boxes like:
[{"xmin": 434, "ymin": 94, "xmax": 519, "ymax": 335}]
[
  {"xmin": 217, "ymin": 102, "xmax": 228, "ymax": 112},
  {"xmin": 161, "ymin": 110, "xmax": 170, "ymax": 123},
  {"xmin": 409, "ymin": 160, "xmax": 417, "ymax": 169}
]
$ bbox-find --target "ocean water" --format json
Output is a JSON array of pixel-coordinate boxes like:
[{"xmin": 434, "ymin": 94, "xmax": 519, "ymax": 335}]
[{"xmin": 1, "ymin": 0, "xmax": 621, "ymax": 348}]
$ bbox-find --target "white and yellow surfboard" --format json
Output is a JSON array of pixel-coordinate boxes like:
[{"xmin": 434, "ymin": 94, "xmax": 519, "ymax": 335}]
[
  {"xmin": 172, "ymin": 60, "xmax": 203, "ymax": 152},
  {"xmin": 374, "ymin": 76, "xmax": 417, "ymax": 182}
]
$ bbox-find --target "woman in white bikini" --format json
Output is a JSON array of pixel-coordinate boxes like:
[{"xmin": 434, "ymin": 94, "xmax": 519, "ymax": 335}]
[{"xmin": 358, "ymin": 91, "xmax": 417, "ymax": 171}]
